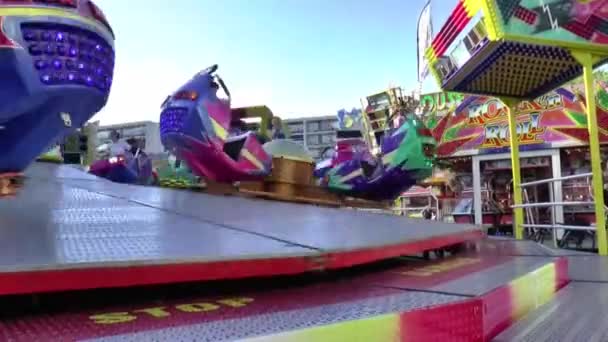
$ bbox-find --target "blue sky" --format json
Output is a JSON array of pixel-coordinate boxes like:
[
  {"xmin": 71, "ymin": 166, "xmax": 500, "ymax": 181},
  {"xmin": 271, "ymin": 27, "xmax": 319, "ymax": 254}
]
[{"xmin": 94, "ymin": 0, "xmax": 457, "ymax": 125}]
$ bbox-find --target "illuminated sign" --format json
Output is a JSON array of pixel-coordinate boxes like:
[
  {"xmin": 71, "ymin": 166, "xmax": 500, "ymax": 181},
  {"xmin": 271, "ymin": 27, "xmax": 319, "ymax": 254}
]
[
  {"xmin": 419, "ymin": 92, "xmax": 465, "ymax": 113},
  {"xmin": 466, "ymin": 98, "xmax": 547, "ymax": 148},
  {"xmin": 90, "ymin": 297, "xmax": 254, "ymax": 325},
  {"xmin": 422, "ymin": 84, "xmax": 608, "ymax": 157},
  {"xmin": 481, "ymin": 113, "xmax": 545, "ymax": 148}
]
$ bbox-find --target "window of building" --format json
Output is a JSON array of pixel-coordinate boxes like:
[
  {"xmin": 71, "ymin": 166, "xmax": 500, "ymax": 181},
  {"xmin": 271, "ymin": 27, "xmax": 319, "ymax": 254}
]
[
  {"xmin": 308, "ymin": 148, "xmax": 321, "ymax": 159},
  {"xmin": 97, "ymin": 131, "xmax": 110, "ymax": 140},
  {"xmin": 122, "ymin": 126, "xmax": 146, "ymax": 137},
  {"xmin": 320, "ymin": 120, "xmax": 335, "ymax": 131},
  {"xmin": 321, "ymin": 134, "xmax": 334, "ymax": 144},
  {"xmin": 307, "ymin": 121, "xmax": 320, "ymax": 132},
  {"xmin": 287, "ymin": 123, "xmax": 304, "ymax": 133},
  {"xmin": 307, "ymin": 134, "xmax": 320, "ymax": 145},
  {"xmin": 291, "ymin": 134, "xmax": 304, "ymax": 142}
]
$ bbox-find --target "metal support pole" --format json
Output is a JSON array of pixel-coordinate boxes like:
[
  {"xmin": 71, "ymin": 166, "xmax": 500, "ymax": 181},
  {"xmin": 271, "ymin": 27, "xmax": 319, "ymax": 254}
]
[
  {"xmin": 549, "ymin": 184, "xmax": 558, "ymax": 248},
  {"xmin": 83, "ymin": 121, "xmax": 98, "ymax": 166},
  {"xmin": 472, "ymin": 156, "xmax": 482, "ymax": 225},
  {"xmin": 571, "ymin": 51, "xmax": 607, "ymax": 256},
  {"xmin": 501, "ymin": 97, "xmax": 525, "ymax": 240}
]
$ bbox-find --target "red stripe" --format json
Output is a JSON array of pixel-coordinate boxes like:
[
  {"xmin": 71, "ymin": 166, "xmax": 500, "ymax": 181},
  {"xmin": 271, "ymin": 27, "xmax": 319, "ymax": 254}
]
[
  {"xmin": 0, "ymin": 17, "xmax": 17, "ymax": 48},
  {"xmin": 431, "ymin": 0, "xmax": 465, "ymax": 50},
  {"xmin": 400, "ymin": 298, "xmax": 484, "ymax": 341},
  {"xmin": 432, "ymin": 2, "xmax": 466, "ymax": 54},
  {"xmin": 0, "ymin": 256, "xmax": 317, "ymax": 296},
  {"xmin": 431, "ymin": 114, "xmax": 450, "ymax": 142},
  {"xmin": 481, "ymin": 281, "xmax": 513, "ymax": 339},
  {"xmin": 435, "ymin": 10, "xmax": 472, "ymax": 57},
  {"xmin": 481, "ymin": 257, "xmax": 568, "ymax": 340},
  {"xmin": 325, "ymin": 230, "xmax": 484, "ymax": 269},
  {"xmin": 6, "ymin": 283, "xmax": 398, "ymax": 341},
  {"xmin": 0, "ymin": 229, "xmax": 483, "ymax": 295},
  {"xmin": 554, "ymin": 257, "xmax": 569, "ymax": 291}
]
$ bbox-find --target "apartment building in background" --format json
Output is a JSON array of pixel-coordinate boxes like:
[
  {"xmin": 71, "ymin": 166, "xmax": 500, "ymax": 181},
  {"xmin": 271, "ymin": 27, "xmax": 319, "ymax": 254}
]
[
  {"xmin": 93, "ymin": 114, "xmax": 342, "ymax": 161},
  {"xmin": 283, "ymin": 115, "xmax": 337, "ymax": 160},
  {"xmin": 95, "ymin": 121, "xmax": 163, "ymax": 156}
]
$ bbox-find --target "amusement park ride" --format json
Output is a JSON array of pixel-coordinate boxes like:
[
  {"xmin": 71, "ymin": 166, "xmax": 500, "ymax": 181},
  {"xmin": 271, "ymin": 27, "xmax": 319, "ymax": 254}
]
[
  {"xmin": 158, "ymin": 64, "xmax": 436, "ymax": 206},
  {"xmin": 0, "ymin": 0, "xmax": 608, "ymax": 341}
]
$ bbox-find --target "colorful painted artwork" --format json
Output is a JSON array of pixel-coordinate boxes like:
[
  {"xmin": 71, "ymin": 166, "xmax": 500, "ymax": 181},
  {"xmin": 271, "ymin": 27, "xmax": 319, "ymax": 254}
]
[
  {"xmin": 421, "ymin": 84, "xmax": 608, "ymax": 157},
  {"xmin": 427, "ymin": 0, "xmax": 608, "ymax": 99},
  {"xmin": 418, "ymin": 92, "xmax": 465, "ymax": 131},
  {"xmin": 497, "ymin": 0, "xmax": 608, "ymax": 46}
]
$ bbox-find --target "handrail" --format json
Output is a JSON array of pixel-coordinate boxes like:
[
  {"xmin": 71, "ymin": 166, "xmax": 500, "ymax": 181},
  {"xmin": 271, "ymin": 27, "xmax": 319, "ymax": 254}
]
[
  {"xmin": 520, "ymin": 173, "xmax": 592, "ymax": 187},
  {"xmin": 522, "ymin": 223, "xmax": 596, "ymax": 231},
  {"xmin": 512, "ymin": 201, "xmax": 595, "ymax": 208},
  {"xmin": 515, "ymin": 172, "xmax": 601, "ymax": 250},
  {"xmin": 402, "ymin": 207, "xmax": 429, "ymax": 211}
]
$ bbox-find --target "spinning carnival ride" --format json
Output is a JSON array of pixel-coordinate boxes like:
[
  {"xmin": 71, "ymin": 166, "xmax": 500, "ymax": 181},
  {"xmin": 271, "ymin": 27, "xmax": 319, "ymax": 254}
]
[
  {"xmin": 317, "ymin": 114, "xmax": 436, "ymax": 201},
  {"xmin": 161, "ymin": 65, "xmax": 436, "ymax": 202},
  {"xmin": 0, "ymin": 0, "xmax": 115, "ymax": 194},
  {"xmin": 3, "ymin": 1, "xmax": 607, "ymax": 340},
  {"xmin": 160, "ymin": 65, "xmax": 273, "ymax": 183},
  {"xmin": 88, "ymin": 151, "xmax": 156, "ymax": 185}
]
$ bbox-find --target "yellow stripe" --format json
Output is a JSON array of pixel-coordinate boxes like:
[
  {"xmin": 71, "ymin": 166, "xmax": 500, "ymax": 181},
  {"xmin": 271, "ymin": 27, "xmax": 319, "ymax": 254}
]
[
  {"xmin": 241, "ymin": 150, "xmax": 265, "ymax": 170},
  {"xmin": 462, "ymin": 0, "xmax": 481, "ymax": 18},
  {"xmin": 0, "ymin": 7, "xmax": 113, "ymax": 43},
  {"xmin": 425, "ymin": 45, "xmax": 437, "ymax": 64},
  {"xmin": 210, "ymin": 118, "xmax": 228, "ymax": 140},
  {"xmin": 480, "ymin": 0, "xmax": 502, "ymax": 40}
]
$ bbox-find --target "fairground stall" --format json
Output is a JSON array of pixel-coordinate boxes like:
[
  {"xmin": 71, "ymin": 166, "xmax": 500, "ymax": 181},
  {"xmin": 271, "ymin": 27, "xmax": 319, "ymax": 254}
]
[
  {"xmin": 421, "ymin": 82, "xmax": 608, "ymax": 245},
  {"xmin": 426, "ymin": 0, "xmax": 608, "ymax": 254}
]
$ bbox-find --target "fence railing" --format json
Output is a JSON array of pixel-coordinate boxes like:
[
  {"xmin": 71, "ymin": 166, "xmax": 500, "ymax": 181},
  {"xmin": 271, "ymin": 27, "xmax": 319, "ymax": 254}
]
[{"xmin": 513, "ymin": 172, "xmax": 599, "ymax": 249}]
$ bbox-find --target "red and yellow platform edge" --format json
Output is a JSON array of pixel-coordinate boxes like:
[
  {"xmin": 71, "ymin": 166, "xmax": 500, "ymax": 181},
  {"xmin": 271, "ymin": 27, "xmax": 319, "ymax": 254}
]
[
  {"xmin": 0, "ymin": 229, "xmax": 484, "ymax": 296},
  {"xmin": 242, "ymin": 257, "xmax": 568, "ymax": 342}
]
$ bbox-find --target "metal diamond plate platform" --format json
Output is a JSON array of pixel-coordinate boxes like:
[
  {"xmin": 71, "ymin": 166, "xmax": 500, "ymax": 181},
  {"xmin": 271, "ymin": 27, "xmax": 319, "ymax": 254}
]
[
  {"xmin": 567, "ymin": 255, "xmax": 608, "ymax": 282},
  {"xmin": 0, "ymin": 238, "xmax": 562, "ymax": 342},
  {"xmin": 31, "ymin": 166, "xmax": 480, "ymax": 253},
  {"xmin": 0, "ymin": 163, "xmax": 482, "ymax": 295},
  {"xmin": 494, "ymin": 282, "xmax": 608, "ymax": 342},
  {"xmin": 479, "ymin": 237, "xmax": 592, "ymax": 257},
  {"xmin": 368, "ymin": 255, "xmax": 561, "ymax": 296}
]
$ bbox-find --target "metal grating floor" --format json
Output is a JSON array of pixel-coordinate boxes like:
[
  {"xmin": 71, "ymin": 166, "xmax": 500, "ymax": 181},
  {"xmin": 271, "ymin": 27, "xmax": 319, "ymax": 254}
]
[
  {"xmin": 0, "ymin": 163, "xmax": 590, "ymax": 341},
  {"xmin": 0, "ymin": 242, "xmax": 561, "ymax": 342},
  {"xmin": 0, "ymin": 163, "xmax": 481, "ymax": 295},
  {"xmin": 490, "ymin": 246, "xmax": 608, "ymax": 341},
  {"xmin": 28, "ymin": 164, "xmax": 481, "ymax": 253},
  {"xmin": 494, "ymin": 282, "xmax": 608, "ymax": 342},
  {"xmin": 81, "ymin": 290, "xmax": 465, "ymax": 342},
  {"xmin": 0, "ymin": 178, "xmax": 315, "ymax": 271}
]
